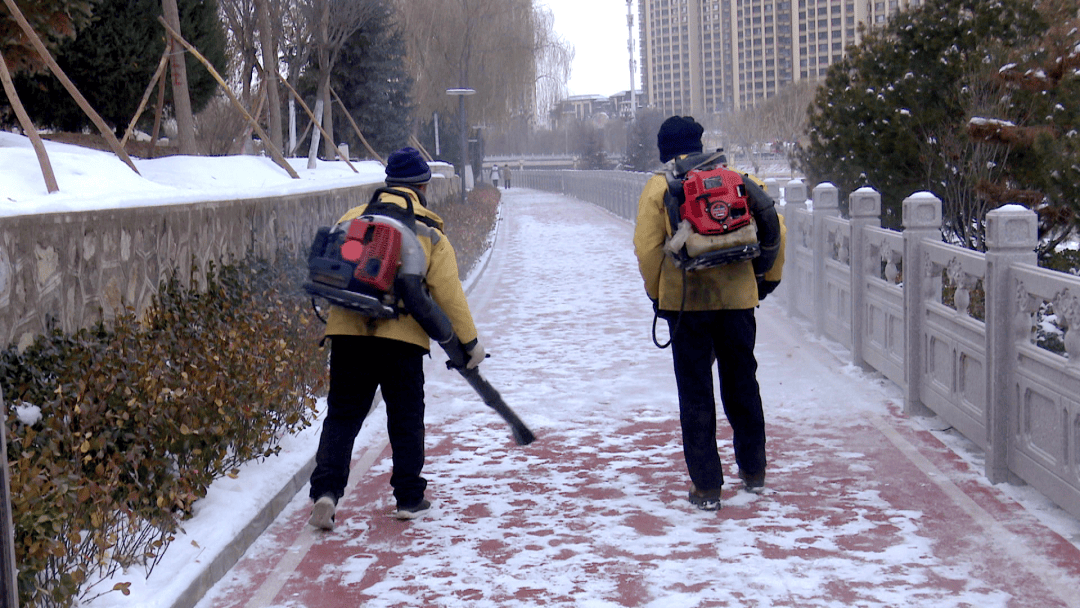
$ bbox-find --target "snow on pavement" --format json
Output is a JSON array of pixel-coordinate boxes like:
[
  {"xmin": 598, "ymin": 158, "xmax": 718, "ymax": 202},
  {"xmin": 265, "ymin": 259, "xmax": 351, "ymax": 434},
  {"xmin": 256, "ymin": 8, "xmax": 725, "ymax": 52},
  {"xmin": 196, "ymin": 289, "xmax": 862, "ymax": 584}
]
[{"xmin": 88, "ymin": 187, "xmax": 1080, "ymax": 608}]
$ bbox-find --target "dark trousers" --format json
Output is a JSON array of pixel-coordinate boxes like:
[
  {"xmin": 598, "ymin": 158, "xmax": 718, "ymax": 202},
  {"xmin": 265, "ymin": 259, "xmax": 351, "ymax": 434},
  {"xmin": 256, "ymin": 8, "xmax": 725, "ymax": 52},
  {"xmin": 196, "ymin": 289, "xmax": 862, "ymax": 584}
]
[
  {"xmin": 309, "ymin": 335, "xmax": 428, "ymax": 507},
  {"xmin": 668, "ymin": 309, "xmax": 766, "ymax": 491}
]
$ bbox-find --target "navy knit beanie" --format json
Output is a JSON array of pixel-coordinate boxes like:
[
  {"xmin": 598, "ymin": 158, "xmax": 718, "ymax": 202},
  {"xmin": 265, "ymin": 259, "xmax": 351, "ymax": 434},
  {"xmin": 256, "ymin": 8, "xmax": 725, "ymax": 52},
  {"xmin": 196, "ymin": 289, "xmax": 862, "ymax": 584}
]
[
  {"xmin": 657, "ymin": 116, "xmax": 704, "ymax": 163},
  {"xmin": 385, "ymin": 147, "xmax": 432, "ymax": 184}
]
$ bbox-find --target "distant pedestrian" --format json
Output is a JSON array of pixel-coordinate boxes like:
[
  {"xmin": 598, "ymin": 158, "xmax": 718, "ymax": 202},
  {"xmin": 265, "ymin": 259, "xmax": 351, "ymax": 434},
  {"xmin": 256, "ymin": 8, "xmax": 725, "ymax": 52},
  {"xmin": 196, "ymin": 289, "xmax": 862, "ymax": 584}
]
[
  {"xmin": 307, "ymin": 147, "xmax": 486, "ymax": 528},
  {"xmin": 633, "ymin": 116, "xmax": 786, "ymax": 511},
  {"xmin": 503, "ymin": 164, "xmax": 511, "ymax": 189},
  {"xmin": 490, "ymin": 164, "xmax": 500, "ymax": 189}
]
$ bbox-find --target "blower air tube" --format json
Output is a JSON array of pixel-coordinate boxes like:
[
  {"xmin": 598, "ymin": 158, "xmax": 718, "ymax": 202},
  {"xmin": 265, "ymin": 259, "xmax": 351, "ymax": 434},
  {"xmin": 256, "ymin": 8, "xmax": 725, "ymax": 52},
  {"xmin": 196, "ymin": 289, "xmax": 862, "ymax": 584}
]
[
  {"xmin": 395, "ymin": 274, "xmax": 468, "ymax": 368},
  {"xmin": 352, "ymin": 202, "xmax": 534, "ymax": 445}
]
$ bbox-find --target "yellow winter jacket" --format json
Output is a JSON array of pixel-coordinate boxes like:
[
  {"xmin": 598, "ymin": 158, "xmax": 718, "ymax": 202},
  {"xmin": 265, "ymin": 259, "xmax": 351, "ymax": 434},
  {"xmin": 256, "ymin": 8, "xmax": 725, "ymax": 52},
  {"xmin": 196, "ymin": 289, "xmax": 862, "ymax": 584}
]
[
  {"xmin": 633, "ymin": 170, "xmax": 786, "ymax": 311},
  {"xmin": 324, "ymin": 186, "xmax": 478, "ymax": 350}
]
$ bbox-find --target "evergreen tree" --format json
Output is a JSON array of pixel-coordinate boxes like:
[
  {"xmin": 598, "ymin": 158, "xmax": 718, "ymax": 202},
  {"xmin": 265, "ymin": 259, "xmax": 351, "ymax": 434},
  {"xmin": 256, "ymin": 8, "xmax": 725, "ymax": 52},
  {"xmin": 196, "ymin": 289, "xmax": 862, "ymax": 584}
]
[
  {"xmin": 800, "ymin": 0, "xmax": 1043, "ymax": 236},
  {"xmin": 968, "ymin": 0, "xmax": 1080, "ymax": 253},
  {"xmin": 11, "ymin": 0, "xmax": 226, "ymax": 135},
  {"xmin": 0, "ymin": 0, "xmax": 94, "ymax": 77},
  {"xmin": 625, "ymin": 109, "xmax": 664, "ymax": 172},
  {"xmin": 326, "ymin": 1, "xmax": 412, "ymax": 158},
  {"xmin": 577, "ymin": 123, "xmax": 609, "ymax": 170}
]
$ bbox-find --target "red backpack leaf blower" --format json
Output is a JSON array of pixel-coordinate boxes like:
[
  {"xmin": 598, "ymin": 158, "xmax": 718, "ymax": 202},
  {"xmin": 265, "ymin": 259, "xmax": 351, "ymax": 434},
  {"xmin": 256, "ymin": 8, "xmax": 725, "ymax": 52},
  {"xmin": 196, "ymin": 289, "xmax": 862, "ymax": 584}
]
[{"xmin": 304, "ymin": 187, "xmax": 535, "ymax": 446}]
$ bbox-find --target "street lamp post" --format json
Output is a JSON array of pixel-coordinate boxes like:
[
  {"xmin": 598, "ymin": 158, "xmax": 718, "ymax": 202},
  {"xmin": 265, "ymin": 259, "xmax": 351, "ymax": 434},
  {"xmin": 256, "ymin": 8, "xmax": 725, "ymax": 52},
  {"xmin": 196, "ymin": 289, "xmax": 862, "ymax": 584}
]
[{"xmin": 446, "ymin": 88, "xmax": 475, "ymax": 204}]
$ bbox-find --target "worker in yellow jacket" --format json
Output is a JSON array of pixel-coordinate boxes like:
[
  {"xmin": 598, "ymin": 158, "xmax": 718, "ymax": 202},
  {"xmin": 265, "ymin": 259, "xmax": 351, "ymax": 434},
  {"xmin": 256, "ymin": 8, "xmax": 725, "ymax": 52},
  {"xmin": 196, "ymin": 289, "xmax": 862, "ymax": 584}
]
[
  {"xmin": 309, "ymin": 147, "xmax": 484, "ymax": 527},
  {"xmin": 633, "ymin": 116, "xmax": 785, "ymax": 511}
]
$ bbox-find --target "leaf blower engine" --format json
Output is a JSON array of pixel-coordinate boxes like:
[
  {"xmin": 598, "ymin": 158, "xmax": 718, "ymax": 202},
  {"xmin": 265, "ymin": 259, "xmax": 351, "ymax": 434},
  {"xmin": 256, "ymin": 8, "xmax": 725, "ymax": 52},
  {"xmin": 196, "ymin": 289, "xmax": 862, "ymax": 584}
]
[
  {"xmin": 663, "ymin": 151, "xmax": 761, "ymax": 271},
  {"xmin": 303, "ymin": 189, "xmax": 467, "ymax": 364}
]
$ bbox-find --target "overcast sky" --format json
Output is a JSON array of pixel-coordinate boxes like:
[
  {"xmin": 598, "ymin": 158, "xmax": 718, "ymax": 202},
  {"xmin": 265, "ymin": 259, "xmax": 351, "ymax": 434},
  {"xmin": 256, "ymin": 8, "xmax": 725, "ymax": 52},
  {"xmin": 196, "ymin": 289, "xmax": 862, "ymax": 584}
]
[{"xmin": 538, "ymin": 0, "xmax": 639, "ymax": 98}]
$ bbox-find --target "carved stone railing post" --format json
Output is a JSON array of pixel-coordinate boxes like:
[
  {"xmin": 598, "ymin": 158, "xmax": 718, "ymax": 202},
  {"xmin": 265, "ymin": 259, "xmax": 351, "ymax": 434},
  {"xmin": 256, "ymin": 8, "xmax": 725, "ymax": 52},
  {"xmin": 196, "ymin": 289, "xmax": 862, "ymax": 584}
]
[
  {"xmin": 812, "ymin": 183, "xmax": 840, "ymax": 336},
  {"xmin": 763, "ymin": 178, "xmax": 780, "ymax": 198},
  {"xmin": 902, "ymin": 192, "xmax": 942, "ymax": 417},
  {"xmin": 849, "ymin": 188, "xmax": 882, "ymax": 370},
  {"xmin": 984, "ymin": 205, "xmax": 1038, "ymax": 483},
  {"xmin": 781, "ymin": 179, "xmax": 807, "ymax": 317}
]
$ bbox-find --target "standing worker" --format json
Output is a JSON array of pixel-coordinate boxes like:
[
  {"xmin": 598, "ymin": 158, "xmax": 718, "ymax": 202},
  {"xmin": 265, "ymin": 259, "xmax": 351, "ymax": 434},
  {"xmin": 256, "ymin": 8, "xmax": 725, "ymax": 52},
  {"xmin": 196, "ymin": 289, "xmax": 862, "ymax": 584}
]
[
  {"xmin": 308, "ymin": 147, "xmax": 487, "ymax": 527},
  {"xmin": 633, "ymin": 116, "xmax": 785, "ymax": 511}
]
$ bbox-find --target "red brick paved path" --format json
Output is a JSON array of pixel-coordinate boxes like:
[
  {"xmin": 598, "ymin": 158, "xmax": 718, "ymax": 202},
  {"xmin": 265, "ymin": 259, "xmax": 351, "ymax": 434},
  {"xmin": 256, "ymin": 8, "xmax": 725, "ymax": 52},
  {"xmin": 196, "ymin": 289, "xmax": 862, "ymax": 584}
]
[{"xmin": 195, "ymin": 190, "xmax": 1080, "ymax": 608}]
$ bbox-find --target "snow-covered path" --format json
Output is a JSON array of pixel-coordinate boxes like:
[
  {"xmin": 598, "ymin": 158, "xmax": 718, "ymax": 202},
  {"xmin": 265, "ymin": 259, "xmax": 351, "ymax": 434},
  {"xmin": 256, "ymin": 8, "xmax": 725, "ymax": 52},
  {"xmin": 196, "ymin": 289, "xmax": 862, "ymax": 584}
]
[{"xmin": 103, "ymin": 188, "xmax": 1080, "ymax": 608}]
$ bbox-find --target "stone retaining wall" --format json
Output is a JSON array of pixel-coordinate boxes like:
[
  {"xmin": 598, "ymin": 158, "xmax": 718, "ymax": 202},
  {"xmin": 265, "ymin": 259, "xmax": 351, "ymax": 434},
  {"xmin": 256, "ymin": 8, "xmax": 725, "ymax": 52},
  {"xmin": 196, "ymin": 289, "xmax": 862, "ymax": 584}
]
[{"xmin": 0, "ymin": 176, "xmax": 456, "ymax": 351}]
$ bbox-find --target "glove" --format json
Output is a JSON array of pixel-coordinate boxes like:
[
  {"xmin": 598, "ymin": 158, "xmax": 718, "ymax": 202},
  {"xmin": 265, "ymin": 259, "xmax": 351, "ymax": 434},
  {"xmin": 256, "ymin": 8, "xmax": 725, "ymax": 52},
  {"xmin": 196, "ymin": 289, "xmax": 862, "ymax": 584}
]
[
  {"xmin": 651, "ymin": 298, "xmax": 675, "ymax": 321},
  {"xmin": 464, "ymin": 340, "xmax": 486, "ymax": 369},
  {"xmin": 756, "ymin": 275, "xmax": 780, "ymax": 300}
]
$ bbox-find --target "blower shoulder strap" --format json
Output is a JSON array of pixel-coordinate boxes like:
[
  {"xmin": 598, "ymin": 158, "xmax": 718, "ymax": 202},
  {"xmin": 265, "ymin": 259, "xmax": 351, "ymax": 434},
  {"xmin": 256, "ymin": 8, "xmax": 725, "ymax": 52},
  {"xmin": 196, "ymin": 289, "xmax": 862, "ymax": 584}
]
[
  {"xmin": 670, "ymin": 150, "xmax": 728, "ymax": 182},
  {"xmin": 363, "ymin": 186, "xmax": 441, "ymax": 232}
]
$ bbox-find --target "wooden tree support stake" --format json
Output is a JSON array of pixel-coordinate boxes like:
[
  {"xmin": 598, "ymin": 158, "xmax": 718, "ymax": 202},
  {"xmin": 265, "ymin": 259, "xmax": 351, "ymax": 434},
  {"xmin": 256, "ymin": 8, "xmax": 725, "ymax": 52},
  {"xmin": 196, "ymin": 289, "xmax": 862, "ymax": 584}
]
[
  {"xmin": 277, "ymin": 77, "xmax": 358, "ymax": 172},
  {"xmin": 157, "ymin": 17, "xmax": 299, "ymax": 179},
  {"xmin": 2, "ymin": 0, "xmax": 140, "ymax": 175},
  {"xmin": 409, "ymin": 134, "xmax": 433, "ymax": 162},
  {"xmin": 121, "ymin": 47, "xmax": 171, "ymax": 149},
  {"xmin": 149, "ymin": 68, "xmax": 168, "ymax": 159},
  {"xmin": 292, "ymin": 119, "xmax": 314, "ymax": 157},
  {"xmin": 233, "ymin": 85, "xmax": 268, "ymax": 154},
  {"xmin": 330, "ymin": 86, "xmax": 384, "ymax": 165},
  {"xmin": 0, "ymin": 48, "xmax": 59, "ymax": 193}
]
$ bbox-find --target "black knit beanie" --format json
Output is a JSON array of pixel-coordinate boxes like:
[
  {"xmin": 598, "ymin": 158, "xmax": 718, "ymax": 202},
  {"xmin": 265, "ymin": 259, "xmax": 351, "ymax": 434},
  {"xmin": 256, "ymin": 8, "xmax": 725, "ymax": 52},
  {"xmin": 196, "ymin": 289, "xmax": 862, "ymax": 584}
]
[
  {"xmin": 657, "ymin": 116, "xmax": 704, "ymax": 163},
  {"xmin": 385, "ymin": 147, "xmax": 432, "ymax": 184}
]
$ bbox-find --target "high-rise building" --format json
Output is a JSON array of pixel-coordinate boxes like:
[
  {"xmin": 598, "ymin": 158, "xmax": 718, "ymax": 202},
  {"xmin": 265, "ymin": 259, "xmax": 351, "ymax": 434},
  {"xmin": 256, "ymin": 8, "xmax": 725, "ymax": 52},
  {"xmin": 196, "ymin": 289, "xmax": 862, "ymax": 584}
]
[{"xmin": 637, "ymin": 0, "xmax": 924, "ymax": 116}]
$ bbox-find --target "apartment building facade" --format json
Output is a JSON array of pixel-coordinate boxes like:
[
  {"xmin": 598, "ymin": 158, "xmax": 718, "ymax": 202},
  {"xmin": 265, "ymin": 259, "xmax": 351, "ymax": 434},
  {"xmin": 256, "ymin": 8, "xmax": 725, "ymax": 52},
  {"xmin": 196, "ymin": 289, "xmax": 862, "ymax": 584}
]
[{"xmin": 637, "ymin": 0, "xmax": 923, "ymax": 116}]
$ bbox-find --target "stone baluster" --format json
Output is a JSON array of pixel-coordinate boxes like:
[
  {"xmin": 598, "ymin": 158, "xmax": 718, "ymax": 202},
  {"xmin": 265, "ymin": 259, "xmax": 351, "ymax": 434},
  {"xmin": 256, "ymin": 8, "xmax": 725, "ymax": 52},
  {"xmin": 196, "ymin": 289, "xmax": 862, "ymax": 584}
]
[
  {"xmin": 849, "ymin": 188, "xmax": 881, "ymax": 370},
  {"xmin": 763, "ymin": 178, "xmax": 779, "ymax": 198},
  {"xmin": 984, "ymin": 205, "xmax": 1038, "ymax": 483},
  {"xmin": 812, "ymin": 183, "xmax": 840, "ymax": 336},
  {"xmin": 782, "ymin": 179, "xmax": 807, "ymax": 317},
  {"xmin": 902, "ymin": 192, "xmax": 942, "ymax": 417}
]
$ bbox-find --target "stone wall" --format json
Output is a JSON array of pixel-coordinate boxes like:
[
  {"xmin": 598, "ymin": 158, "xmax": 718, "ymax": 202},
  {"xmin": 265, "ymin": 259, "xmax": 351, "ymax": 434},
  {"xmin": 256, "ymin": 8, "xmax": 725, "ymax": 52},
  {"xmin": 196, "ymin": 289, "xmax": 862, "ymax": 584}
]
[{"xmin": 0, "ymin": 176, "xmax": 456, "ymax": 351}]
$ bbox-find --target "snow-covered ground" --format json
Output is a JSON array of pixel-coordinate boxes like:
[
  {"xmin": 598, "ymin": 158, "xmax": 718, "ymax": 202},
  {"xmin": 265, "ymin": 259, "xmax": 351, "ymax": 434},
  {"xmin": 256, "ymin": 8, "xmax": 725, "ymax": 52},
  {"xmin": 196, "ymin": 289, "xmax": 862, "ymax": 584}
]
[{"xmin": 1, "ymin": 131, "xmax": 396, "ymax": 216}]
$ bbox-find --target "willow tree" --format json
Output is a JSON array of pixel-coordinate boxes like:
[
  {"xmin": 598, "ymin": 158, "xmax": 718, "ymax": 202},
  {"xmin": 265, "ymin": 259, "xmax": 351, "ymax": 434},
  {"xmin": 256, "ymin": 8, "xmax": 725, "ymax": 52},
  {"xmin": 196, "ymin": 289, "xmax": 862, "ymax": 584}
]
[
  {"xmin": 396, "ymin": 0, "xmax": 571, "ymax": 178},
  {"xmin": 398, "ymin": 0, "xmax": 532, "ymax": 124},
  {"xmin": 530, "ymin": 5, "xmax": 573, "ymax": 126}
]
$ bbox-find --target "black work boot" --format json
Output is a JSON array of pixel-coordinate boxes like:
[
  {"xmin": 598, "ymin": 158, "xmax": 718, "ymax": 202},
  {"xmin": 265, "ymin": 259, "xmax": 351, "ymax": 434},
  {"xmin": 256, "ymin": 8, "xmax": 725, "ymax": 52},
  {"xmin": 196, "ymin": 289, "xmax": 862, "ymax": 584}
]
[{"xmin": 688, "ymin": 484, "xmax": 722, "ymax": 511}]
